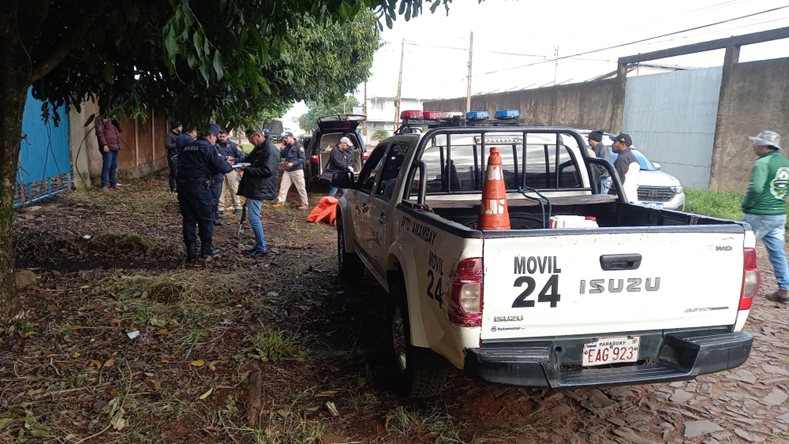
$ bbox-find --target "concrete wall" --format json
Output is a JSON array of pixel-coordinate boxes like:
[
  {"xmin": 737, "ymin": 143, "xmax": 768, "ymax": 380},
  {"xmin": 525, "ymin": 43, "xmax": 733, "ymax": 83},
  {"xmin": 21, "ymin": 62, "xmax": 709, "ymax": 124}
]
[
  {"xmin": 710, "ymin": 57, "xmax": 789, "ymax": 193},
  {"xmin": 69, "ymin": 101, "xmax": 169, "ymax": 189},
  {"xmin": 424, "ymin": 79, "xmax": 623, "ymax": 131}
]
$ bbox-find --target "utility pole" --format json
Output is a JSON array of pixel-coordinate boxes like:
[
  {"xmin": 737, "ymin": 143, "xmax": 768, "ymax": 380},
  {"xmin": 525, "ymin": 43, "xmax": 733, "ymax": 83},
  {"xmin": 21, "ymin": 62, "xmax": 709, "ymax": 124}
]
[
  {"xmin": 363, "ymin": 82, "xmax": 368, "ymax": 141},
  {"xmin": 394, "ymin": 38, "xmax": 405, "ymax": 130},
  {"xmin": 466, "ymin": 31, "xmax": 473, "ymax": 114},
  {"xmin": 553, "ymin": 46, "xmax": 560, "ymax": 86}
]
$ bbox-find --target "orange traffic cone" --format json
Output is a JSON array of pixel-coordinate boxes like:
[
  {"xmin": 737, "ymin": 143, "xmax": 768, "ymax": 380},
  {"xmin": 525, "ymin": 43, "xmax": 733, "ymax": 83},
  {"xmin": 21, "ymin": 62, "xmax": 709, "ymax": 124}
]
[{"xmin": 478, "ymin": 147, "xmax": 511, "ymax": 230}]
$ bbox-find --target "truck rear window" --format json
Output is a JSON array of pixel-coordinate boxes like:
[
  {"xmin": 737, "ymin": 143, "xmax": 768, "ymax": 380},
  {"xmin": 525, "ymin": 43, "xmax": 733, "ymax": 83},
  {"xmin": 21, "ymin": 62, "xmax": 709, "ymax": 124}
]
[{"xmin": 415, "ymin": 134, "xmax": 584, "ymax": 194}]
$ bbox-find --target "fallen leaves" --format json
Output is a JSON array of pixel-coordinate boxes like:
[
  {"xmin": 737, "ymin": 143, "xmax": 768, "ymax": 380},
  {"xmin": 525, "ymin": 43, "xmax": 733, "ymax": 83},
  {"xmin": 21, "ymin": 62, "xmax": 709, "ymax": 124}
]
[
  {"xmin": 191, "ymin": 359, "xmax": 204, "ymax": 367},
  {"xmin": 198, "ymin": 387, "xmax": 213, "ymax": 400}
]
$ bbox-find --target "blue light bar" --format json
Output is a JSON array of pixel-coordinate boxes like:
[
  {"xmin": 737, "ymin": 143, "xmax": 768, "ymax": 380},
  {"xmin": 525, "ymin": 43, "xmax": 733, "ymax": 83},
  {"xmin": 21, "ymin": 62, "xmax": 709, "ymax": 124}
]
[
  {"xmin": 466, "ymin": 111, "xmax": 489, "ymax": 120},
  {"xmin": 494, "ymin": 109, "xmax": 520, "ymax": 120}
]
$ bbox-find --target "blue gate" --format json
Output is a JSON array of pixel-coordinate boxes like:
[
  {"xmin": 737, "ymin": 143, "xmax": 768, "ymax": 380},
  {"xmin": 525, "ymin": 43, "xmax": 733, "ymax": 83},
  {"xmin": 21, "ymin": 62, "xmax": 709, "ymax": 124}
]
[{"xmin": 16, "ymin": 88, "xmax": 72, "ymax": 207}]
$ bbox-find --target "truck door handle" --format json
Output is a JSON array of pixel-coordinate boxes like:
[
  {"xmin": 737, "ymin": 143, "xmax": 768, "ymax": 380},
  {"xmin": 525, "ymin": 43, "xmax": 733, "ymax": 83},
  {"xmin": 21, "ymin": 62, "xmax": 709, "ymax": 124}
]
[
  {"xmin": 378, "ymin": 213, "xmax": 387, "ymax": 224},
  {"xmin": 361, "ymin": 202, "xmax": 370, "ymax": 212},
  {"xmin": 600, "ymin": 254, "xmax": 642, "ymax": 271}
]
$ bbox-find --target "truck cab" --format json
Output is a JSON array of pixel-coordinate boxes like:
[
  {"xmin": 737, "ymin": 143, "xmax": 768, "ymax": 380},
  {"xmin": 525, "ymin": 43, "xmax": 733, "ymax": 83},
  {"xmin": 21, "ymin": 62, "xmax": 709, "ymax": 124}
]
[{"xmin": 333, "ymin": 110, "xmax": 758, "ymax": 398}]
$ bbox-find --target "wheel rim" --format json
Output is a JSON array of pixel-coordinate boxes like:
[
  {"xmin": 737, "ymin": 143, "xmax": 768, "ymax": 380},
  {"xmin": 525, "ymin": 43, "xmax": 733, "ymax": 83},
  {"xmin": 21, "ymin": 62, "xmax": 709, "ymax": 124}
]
[
  {"xmin": 337, "ymin": 220, "xmax": 344, "ymax": 271},
  {"xmin": 392, "ymin": 304, "xmax": 407, "ymax": 372}
]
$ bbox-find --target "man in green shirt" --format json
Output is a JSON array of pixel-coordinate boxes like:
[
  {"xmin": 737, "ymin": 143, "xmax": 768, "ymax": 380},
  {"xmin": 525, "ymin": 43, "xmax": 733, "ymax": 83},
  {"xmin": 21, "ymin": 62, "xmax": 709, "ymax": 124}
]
[{"xmin": 741, "ymin": 130, "xmax": 789, "ymax": 302}]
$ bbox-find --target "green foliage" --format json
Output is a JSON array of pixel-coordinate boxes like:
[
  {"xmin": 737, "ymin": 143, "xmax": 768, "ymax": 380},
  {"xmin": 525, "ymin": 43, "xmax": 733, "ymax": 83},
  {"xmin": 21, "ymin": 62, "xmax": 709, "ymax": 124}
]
[
  {"xmin": 371, "ymin": 128, "xmax": 390, "ymax": 141},
  {"xmin": 25, "ymin": 0, "xmax": 482, "ymax": 127},
  {"xmin": 685, "ymin": 188, "xmax": 789, "ymax": 233},
  {"xmin": 298, "ymin": 96, "xmax": 361, "ymax": 133}
]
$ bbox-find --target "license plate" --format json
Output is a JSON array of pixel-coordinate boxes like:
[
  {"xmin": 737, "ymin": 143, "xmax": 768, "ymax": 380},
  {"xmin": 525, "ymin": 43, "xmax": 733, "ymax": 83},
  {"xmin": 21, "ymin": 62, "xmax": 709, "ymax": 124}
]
[
  {"xmin": 582, "ymin": 336, "xmax": 640, "ymax": 367},
  {"xmin": 643, "ymin": 202, "xmax": 663, "ymax": 208}
]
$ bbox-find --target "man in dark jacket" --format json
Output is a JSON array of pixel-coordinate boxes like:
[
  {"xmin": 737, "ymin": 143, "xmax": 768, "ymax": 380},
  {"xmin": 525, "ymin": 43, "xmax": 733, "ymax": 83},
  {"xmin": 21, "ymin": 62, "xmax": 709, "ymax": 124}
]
[
  {"xmin": 610, "ymin": 133, "xmax": 640, "ymax": 203},
  {"xmin": 273, "ymin": 132, "xmax": 309, "ymax": 209},
  {"xmin": 587, "ymin": 130, "xmax": 612, "ymax": 193},
  {"xmin": 217, "ymin": 129, "xmax": 246, "ymax": 216},
  {"xmin": 238, "ymin": 128, "xmax": 280, "ymax": 257},
  {"xmin": 95, "ymin": 115, "xmax": 123, "ymax": 192},
  {"xmin": 177, "ymin": 123, "xmax": 233, "ymax": 262},
  {"xmin": 164, "ymin": 121, "xmax": 183, "ymax": 192},
  {"xmin": 321, "ymin": 137, "xmax": 355, "ymax": 198}
]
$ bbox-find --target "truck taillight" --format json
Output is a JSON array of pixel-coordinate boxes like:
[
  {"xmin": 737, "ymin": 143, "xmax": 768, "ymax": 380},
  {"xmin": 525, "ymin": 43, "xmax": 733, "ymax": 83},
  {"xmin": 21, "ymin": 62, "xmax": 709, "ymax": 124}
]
[
  {"xmin": 739, "ymin": 248, "xmax": 760, "ymax": 311},
  {"xmin": 363, "ymin": 151, "xmax": 369, "ymax": 161},
  {"xmin": 450, "ymin": 258, "xmax": 483, "ymax": 327},
  {"xmin": 310, "ymin": 154, "xmax": 319, "ymax": 163}
]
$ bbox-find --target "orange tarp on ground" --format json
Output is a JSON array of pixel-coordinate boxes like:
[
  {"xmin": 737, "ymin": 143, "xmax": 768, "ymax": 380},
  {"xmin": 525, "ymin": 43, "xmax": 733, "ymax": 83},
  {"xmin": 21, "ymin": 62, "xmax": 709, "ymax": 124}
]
[{"xmin": 307, "ymin": 196, "xmax": 338, "ymax": 226}]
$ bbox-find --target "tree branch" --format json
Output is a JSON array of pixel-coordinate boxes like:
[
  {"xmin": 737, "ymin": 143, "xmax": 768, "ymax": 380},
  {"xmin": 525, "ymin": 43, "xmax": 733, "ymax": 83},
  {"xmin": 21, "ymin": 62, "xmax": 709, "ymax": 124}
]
[{"xmin": 31, "ymin": 0, "xmax": 108, "ymax": 82}]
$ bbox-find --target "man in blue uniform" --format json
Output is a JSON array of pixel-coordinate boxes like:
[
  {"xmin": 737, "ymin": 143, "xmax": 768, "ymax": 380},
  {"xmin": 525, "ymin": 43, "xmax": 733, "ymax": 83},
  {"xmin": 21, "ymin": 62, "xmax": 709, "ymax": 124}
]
[{"xmin": 177, "ymin": 123, "xmax": 234, "ymax": 262}]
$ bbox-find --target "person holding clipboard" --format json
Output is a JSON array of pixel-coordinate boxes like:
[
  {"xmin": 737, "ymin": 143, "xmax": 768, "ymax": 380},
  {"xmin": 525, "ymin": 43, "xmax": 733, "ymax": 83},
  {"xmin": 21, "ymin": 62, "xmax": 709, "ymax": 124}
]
[{"xmin": 273, "ymin": 132, "xmax": 309, "ymax": 210}]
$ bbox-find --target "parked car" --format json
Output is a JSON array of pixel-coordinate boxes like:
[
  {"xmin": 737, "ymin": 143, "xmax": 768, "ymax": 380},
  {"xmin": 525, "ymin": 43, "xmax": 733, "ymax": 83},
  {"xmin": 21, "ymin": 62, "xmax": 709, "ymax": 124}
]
[
  {"xmin": 578, "ymin": 130, "xmax": 685, "ymax": 211},
  {"xmin": 332, "ymin": 118, "xmax": 756, "ymax": 398},
  {"xmin": 305, "ymin": 115, "xmax": 368, "ymax": 190}
]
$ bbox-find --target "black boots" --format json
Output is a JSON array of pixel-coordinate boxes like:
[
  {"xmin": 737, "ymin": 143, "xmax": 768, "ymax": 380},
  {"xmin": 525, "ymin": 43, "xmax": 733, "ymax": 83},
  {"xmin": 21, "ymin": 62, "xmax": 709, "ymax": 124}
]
[
  {"xmin": 185, "ymin": 242, "xmax": 198, "ymax": 263},
  {"xmin": 200, "ymin": 240, "xmax": 220, "ymax": 258}
]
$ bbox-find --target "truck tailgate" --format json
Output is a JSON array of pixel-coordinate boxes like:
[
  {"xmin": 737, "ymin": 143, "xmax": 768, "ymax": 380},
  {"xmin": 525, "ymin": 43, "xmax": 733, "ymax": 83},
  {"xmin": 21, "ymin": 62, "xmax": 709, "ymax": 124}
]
[{"xmin": 482, "ymin": 231, "xmax": 744, "ymax": 340}]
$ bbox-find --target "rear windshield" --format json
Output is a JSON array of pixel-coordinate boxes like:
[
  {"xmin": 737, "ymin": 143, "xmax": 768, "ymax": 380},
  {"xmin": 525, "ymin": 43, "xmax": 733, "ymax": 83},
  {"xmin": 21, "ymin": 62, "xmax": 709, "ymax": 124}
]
[{"xmin": 414, "ymin": 133, "xmax": 585, "ymax": 195}]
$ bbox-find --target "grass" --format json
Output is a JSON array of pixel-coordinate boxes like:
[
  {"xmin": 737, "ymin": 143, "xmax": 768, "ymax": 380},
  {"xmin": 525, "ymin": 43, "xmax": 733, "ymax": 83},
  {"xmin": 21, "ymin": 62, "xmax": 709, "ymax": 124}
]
[
  {"xmin": 685, "ymin": 188, "xmax": 789, "ymax": 233},
  {"xmin": 384, "ymin": 406, "xmax": 464, "ymax": 443}
]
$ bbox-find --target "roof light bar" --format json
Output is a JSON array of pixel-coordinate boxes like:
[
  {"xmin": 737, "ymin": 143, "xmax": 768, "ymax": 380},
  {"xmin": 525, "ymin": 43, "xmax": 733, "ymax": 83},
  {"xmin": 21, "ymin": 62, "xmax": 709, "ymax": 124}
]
[
  {"xmin": 474, "ymin": 135, "xmax": 523, "ymax": 144},
  {"xmin": 423, "ymin": 111, "xmax": 442, "ymax": 120},
  {"xmin": 400, "ymin": 110, "xmax": 423, "ymax": 119},
  {"xmin": 494, "ymin": 109, "xmax": 520, "ymax": 120},
  {"xmin": 442, "ymin": 112, "xmax": 463, "ymax": 118},
  {"xmin": 466, "ymin": 111, "xmax": 489, "ymax": 120}
]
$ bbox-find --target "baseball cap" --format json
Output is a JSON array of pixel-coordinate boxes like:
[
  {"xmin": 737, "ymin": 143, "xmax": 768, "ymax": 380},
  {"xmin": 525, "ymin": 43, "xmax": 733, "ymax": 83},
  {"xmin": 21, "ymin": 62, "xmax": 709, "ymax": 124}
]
[
  {"xmin": 610, "ymin": 133, "xmax": 632, "ymax": 147},
  {"xmin": 749, "ymin": 130, "xmax": 781, "ymax": 150},
  {"xmin": 588, "ymin": 130, "xmax": 604, "ymax": 143},
  {"xmin": 340, "ymin": 137, "xmax": 353, "ymax": 145},
  {"xmin": 283, "ymin": 132, "xmax": 294, "ymax": 138},
  {"xmin": 205, "ymin": 123, "xmax": 221, "ymax": 136}
]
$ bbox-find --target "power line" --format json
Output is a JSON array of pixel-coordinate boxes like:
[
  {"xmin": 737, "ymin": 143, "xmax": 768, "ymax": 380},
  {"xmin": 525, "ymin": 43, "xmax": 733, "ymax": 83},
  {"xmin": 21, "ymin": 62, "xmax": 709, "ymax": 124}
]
[{"xmin": 478, "ymin": 4, "xmax": 789, "ymax": 77}]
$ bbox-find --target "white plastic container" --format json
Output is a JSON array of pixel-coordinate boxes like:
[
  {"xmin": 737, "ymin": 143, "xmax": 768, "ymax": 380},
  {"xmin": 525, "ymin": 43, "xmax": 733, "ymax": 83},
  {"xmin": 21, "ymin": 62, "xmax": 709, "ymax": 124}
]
[{"xmin": 549, "ymin": 216, "xmax": 598, "ymax": 228}]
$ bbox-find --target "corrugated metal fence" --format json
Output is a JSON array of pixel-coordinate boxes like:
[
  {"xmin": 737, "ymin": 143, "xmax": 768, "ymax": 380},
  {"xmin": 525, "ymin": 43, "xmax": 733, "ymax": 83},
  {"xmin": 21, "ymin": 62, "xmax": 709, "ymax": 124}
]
[
  {"xmin": 16, "ymin": 88, "xmax": 72, "ymax": 207},
  {"xmin": 622, "ymin": 67, "xmax": 723, "ymax": 188}
]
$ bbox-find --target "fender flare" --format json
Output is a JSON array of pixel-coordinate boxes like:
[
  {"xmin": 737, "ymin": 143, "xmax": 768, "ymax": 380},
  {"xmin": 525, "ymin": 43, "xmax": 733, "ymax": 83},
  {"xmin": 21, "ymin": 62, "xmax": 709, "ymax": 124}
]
[
  {"xmin": 336, "ymin": 200, "xmax": 357, "ymax": 254},
  {"xmin": 388, "ymin": 240, "xmax": 429, "ymax": 348}
]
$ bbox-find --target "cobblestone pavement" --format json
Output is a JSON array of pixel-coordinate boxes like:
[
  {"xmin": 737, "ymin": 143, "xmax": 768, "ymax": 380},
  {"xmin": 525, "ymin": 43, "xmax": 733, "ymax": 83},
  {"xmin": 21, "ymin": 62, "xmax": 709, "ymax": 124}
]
[{"xmin": 460, "ymin": 244, "xmax": 789, "ymax": 444}]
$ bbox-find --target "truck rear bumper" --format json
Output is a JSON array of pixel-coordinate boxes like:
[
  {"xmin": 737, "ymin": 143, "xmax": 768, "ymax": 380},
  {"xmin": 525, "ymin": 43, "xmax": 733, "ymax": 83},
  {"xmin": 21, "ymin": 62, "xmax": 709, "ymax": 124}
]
[{"xmin": 465, "ymin": 329, "xmax": 752, "ymax": 388}]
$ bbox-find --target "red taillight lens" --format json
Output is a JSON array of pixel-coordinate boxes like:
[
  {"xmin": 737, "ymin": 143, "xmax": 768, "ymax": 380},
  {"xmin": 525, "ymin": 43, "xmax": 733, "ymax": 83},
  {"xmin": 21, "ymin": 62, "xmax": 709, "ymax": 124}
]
[
  {"xmin": 363, "ymin": 151, "xmax": 369, "ymax": 160},
  {"xmin": 310, "ymin": 155, "xmax": 319, "ymax": 163},
  {"xmin": 450, "ymin": 258, "xmax": 483, "ymax": 327},
  {"xmin": 739, "ymin": 248, "xmax": 760, "ymax": 310}
]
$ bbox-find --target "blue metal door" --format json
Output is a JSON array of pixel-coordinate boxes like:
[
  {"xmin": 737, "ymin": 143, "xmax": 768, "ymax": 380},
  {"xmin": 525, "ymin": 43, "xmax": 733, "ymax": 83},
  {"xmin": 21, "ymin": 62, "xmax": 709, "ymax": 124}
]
[{"xmin": 16, "ymin": 88, "xmax": 72, "ymax": 207}]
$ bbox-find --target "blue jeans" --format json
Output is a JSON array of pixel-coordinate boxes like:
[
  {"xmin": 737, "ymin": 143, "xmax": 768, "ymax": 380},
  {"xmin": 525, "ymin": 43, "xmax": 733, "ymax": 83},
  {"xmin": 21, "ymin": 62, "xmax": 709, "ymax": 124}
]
[
  {"xmin": 328, "ymin": 187, "xmax": 343, "ymax": 198},
  {"xmin": 744, "ymin": 213, "xmax": 789, "ymax": 290},
  {"xmin": 599, "ymin": 177, "xmax": 612, "ymax": 194},
  {"xmin": 101, "ymin": 150, "xmax": 119, "ymax": 187},
  {"xmin": 247, "ymin": 199, "xmax": 266, "ymax": 252}
]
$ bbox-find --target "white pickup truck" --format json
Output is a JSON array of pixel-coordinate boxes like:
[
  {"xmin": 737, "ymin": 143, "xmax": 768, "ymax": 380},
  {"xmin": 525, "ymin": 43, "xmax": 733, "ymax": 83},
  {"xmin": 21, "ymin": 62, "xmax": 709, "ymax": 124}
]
[{"xmin": 331, "ymin": 118, "xmax": 758, "ymax": 398}]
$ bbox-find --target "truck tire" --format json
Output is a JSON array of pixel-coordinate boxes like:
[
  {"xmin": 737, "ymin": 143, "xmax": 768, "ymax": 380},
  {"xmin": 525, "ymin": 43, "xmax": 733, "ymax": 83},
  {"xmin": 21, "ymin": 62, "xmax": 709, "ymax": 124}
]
[
  {"xmin": 389, "ymin": 279, "xmax": 448, "ymax": 398},
  {"xmin": 337, "ymin": 215, "xmax": 362, "ymax": 279}
]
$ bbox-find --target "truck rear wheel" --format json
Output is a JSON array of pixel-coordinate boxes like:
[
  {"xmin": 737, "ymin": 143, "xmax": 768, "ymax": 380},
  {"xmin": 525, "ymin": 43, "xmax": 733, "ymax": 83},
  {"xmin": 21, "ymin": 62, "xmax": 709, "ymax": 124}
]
[
  {"xmin": 389, "ymin": 280, "xmax": 448, "ymax": 398},
  {"xmin": 337, "ymin": 216, "xmax": 362, "ymax": 279}
]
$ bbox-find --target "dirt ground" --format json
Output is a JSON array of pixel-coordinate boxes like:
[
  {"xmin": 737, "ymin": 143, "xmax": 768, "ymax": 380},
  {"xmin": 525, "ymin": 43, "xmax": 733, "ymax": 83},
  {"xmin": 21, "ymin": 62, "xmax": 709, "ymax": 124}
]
[{"xmin": 3, "ymin": 172, "xmax": 789, "ymax": 444}]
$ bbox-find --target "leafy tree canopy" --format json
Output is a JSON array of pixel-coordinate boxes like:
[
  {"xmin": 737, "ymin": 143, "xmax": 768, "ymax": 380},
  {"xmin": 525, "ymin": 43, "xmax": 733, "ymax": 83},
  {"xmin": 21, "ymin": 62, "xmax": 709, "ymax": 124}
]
[
  {"xmin": 371, "ymin": 128, "xmax": 390, "ymax": 141},
  {"xmin": 25, "ymin": 0, "xmax": 474, "ymax": 128},
  {"xmin": 298, "ymin": 96, "xmax": 361, "ymax": 133}
]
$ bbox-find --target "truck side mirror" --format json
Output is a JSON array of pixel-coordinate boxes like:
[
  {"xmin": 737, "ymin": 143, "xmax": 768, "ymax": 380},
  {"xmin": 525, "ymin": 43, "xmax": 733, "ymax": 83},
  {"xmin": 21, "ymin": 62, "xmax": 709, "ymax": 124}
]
[
  {"xmin": 332, "ymin": 171, "xmax": 355, "ymax": 189},
  {"xmin": 653, "ymin": 162, "xmax": 661, "ymax": 170}
]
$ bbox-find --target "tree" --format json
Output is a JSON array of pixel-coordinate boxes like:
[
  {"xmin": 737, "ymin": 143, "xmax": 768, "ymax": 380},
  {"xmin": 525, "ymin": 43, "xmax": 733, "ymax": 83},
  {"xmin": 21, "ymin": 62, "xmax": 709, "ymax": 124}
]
[
  {"xmin": 298, "ymin": 96, "xmax": 361, "ymax": 133},
  {"xmin": 371, "ymin": 128, "xmax": 390, "ymax": 141},
  {"xmin": 0, "ymin": 0, "xmax": 483, "ymax": 321}
]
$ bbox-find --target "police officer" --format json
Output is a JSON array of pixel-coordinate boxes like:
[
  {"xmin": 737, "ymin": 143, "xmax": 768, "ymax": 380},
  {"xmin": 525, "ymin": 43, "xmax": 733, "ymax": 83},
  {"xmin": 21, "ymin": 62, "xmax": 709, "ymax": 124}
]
[{"xmin": 176, "ymin": 123, "xmax": 234, "ymax": 262}]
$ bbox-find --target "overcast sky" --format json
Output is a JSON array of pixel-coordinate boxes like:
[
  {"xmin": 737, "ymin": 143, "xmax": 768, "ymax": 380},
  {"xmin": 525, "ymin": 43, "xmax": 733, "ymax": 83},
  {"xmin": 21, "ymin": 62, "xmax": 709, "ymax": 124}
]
[{"xmin": 284, "ymin": 0, "xmax": 789, "ymax": 127}]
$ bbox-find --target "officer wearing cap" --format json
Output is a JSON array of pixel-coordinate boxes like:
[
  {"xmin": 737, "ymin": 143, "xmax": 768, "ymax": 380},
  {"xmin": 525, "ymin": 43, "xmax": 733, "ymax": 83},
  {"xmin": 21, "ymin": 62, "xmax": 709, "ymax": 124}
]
[
  {"xmin": 176, "ymin": 123, "xmax": 234, "ymax": 262},
  {"xmin": 587, "ymin": 130, "xmax": 612, "ymax": 193},
  {"xmin": 610, "ymin": 133, "xmax": 639, "ymax": 203},
  {"xmin": 273, "ymin": 131, "xmax": 309, "ymax": 209}
]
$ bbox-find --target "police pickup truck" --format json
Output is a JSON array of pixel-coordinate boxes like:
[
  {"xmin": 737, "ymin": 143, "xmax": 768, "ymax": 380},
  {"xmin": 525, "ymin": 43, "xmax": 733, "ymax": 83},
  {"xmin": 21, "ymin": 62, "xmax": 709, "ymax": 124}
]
[{"xmin": 331, "ymin": 110, "xmax": 758, "ymax": 398}]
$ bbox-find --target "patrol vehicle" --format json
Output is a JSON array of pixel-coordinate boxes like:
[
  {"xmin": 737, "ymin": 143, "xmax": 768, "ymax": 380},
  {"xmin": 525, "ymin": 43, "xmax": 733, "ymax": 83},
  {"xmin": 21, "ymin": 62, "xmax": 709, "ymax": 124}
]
[{"xmin": 332, "ymin": 110, "xmax": 758, "ymax": 398}]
